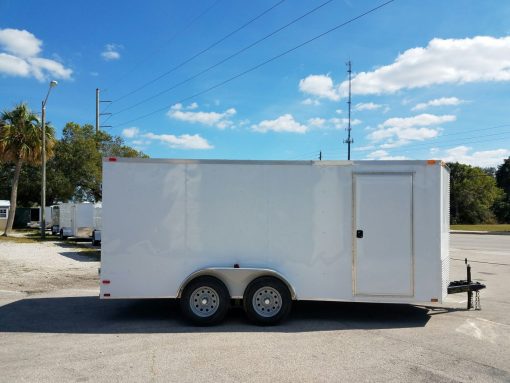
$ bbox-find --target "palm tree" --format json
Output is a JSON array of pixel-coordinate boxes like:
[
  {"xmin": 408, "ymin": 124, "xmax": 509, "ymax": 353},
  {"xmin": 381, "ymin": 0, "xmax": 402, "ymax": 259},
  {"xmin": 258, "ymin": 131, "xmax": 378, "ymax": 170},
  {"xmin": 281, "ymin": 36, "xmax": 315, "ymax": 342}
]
[{"xmin": 0, "ymin": 103, "xmax": 56, "ymax": 236}]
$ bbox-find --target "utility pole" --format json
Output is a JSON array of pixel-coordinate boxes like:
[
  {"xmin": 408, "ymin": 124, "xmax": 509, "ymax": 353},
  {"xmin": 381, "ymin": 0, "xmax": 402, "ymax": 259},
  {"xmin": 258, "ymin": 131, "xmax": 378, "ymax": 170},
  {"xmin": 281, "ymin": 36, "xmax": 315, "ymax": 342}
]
[
  {"xmin": 343, "ymin": 60, "xmax": 353, "ymax": 160},
  {"xmin": 95, "ymin": 88, "xmax": 99, "ymax": 134},
  {"xmin": 96, "ymin": 88, "xmax": 112, "ymax": 133},
  {"xmin": 40, "ymin": 80, "xmax": 58, "ymax": 239}
]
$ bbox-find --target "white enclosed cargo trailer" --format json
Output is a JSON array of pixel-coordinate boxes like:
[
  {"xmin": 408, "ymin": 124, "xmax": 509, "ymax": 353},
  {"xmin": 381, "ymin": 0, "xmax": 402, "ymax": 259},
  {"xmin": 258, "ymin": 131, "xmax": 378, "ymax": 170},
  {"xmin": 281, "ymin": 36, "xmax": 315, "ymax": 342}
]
[
  {"xmin": 92, "ymin": 203, "xmax": 102, "ymax": 245},
  {"xmin": 57, "ymin": 202, "xmax": 95, "ymax": 239},
  {"xmin": 100, "ymin": 158, "xmax": 450, "ymax": 325}
]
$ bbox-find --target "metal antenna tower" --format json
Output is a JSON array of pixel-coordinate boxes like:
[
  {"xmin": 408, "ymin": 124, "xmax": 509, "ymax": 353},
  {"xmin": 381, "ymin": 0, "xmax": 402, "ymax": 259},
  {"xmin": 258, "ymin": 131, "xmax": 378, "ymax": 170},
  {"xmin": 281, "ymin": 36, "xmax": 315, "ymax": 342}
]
[
  {"xmin": 96, "ymin": 88, "xmax": 112, "ymax": 133},
  {"xmin": 343, "ymin": 60, "xmax": 353, "ymax": 160}
]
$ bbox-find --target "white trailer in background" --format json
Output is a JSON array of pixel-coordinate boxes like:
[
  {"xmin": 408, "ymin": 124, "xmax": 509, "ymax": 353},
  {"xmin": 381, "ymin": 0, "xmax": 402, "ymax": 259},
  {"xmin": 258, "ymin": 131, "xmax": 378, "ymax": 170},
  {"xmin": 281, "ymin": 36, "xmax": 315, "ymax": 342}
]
[
  {"xmin": 0, "ymin": 200, "xmax": 10, "ymax": 232},
  {"xmin": 56, "ymin": 202, "xmax": 95, "ymax": 239},
  {"xmin": 92, "ymin": 203, "xmax": 102, "ymax": 246},
  {"xmin": 100, "ymin": 158, "xmax": 450, "ymax": 325},
  {"xmin": 40, "ymin": 206, "xmax": 53, "ymax": 229}
]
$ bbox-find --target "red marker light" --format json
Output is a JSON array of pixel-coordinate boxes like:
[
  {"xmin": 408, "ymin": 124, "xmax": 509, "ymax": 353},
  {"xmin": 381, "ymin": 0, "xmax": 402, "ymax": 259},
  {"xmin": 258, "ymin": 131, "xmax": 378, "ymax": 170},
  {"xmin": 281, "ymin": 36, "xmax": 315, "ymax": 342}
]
[
  {"xmin": 108, "ymin": 157, "xmax": 117, "ymax": 162},
  {"xmin": 102, "ymin": 280, "xmax": 110, "ymax": 284},
  {"xmin": 103, "ymin": 293, "xmax": 111, "ymax": 297}
]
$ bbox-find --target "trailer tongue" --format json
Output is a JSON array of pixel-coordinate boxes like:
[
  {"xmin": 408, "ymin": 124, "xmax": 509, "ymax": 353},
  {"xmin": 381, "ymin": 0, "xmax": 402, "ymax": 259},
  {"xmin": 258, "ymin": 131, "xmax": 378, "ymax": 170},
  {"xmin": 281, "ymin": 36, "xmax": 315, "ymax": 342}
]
[{"xmin": 447, "ymin": 258, "xmax": 486, "ymax": 310}]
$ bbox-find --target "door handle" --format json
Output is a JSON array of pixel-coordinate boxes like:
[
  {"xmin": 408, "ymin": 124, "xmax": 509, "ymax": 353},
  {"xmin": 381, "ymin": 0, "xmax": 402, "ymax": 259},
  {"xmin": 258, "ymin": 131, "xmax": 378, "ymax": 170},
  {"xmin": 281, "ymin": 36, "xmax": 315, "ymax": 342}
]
[{"xmin": 356, "ymin": 230, "xmax": 363, "ymax": 238}]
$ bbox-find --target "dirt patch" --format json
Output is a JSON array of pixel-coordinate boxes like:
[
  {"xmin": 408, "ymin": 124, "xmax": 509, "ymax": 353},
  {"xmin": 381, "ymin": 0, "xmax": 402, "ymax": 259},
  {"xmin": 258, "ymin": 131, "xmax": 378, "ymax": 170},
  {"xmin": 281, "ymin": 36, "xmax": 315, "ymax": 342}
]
[{"xmin": 0, "ymin": 240, "xmax": 100, "ymax": 295}]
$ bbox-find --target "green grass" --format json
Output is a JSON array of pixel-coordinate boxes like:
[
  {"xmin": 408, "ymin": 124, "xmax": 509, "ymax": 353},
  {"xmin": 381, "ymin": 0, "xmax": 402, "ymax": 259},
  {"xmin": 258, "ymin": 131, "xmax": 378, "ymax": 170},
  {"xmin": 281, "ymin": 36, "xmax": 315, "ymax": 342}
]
[
  {"xmin": 451, "ymin": 224, "xmax": 510, "ymax": 232},
  {"xmin": 0, "ymin": 229, "xmax": 60, "ymax": 243},
  {"xmin": 0, "ymin": 235, "xmax": 37, "ymax": 243},
  {"xmin": 0, "ymin": 230, "xmax": 97, "ymax": 249}
]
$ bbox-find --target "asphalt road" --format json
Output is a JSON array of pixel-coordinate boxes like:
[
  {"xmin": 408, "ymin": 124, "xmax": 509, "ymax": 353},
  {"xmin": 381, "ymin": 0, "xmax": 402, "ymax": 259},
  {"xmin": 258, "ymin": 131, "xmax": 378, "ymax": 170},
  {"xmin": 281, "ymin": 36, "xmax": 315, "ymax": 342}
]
[{"xmin": 0, "ymin": 234, "xmax": 509, "ymax": 382}]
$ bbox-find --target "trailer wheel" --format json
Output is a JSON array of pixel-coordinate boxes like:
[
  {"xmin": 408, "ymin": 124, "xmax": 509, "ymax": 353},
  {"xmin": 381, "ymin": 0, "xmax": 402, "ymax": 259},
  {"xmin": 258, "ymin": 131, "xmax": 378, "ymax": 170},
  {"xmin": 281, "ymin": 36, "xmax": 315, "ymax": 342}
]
[
  {"xmin": 180, "ymin": 276, "xmax": 230, "ymax": 325},
  {"xmin": 243, "ymin": 277, "xmax": 292, "ymax": 325}
]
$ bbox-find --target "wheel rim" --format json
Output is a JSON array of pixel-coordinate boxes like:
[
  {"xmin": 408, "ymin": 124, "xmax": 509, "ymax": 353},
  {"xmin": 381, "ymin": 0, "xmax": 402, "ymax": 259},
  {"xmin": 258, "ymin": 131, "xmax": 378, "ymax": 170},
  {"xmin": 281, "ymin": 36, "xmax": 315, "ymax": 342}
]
[
  {"xmin": 189, "ymin": 286, "xmax": 220, "ymax": 317},
  {"xmin": 252, "ymin": 286, "xmax": 282, "ymax": 317}
]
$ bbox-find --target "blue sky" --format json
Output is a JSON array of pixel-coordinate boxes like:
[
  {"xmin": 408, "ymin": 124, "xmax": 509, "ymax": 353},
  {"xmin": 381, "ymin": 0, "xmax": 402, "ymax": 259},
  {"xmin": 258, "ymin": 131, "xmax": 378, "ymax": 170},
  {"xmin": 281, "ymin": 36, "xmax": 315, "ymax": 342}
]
[{"xmin": 1, "ymin": 0, "xmax": 510, "ymax": 167}]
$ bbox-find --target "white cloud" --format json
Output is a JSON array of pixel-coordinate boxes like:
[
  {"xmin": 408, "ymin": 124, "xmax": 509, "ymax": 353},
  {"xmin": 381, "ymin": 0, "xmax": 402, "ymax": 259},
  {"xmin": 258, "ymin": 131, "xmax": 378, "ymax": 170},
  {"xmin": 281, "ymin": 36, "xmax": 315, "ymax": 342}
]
[
  {"xmin": 299, "ymin": 74, "xmax": 340, "ymax": 101},
  {"xmin": 0, "ymin": 28, "xmax": 72, "ymax": 81},
  {"xmin": 251, "ymin": 114, "xmax": 308, "ymax": 133},
  {"xmin": 101, "ymin": 43, "xmax": 121, "ymax": 61},
  {"xmin": 412, "ymin": 97, "xmax": 465, "ymax": 111},
  {"xmin": 441, "ymin": 146, "xmax": 510, "ymax": 167},
  {"xmin": 328, "ymin": 117, "xmax": 362, "ymax": 129},
  {"xmin": 308, "ymin": 117, "xmax": 326, "ymax": 127},
  {"xmin": 167, "ymin": 103, "xmax": 236, "ymax": 129},
  {"xmin": 304, "ymin": 116, "xmax": 363, "ymax": 131},
  {"xmin": 353, "ymin": 145, "xmax": 376, "ymax": 152},
  {"xmin": 301, "ymin": 98, "xmax": 320, "ymax": 106},
  {"xmin": 0, "ymin": 28, "xmax": 41, "ymax": 57},
  {"xmin": 306, "ymin": 117, "xmax": 362, "ymax": 130},
  {"xmin": 122, "ymin": 127, "xmax": 139, "ymax": 138},
  {"xmin": 354, "ymin": 102, "xmax": 382, "ymax": 111},
  {"xmin": 26, "ymin": 57, "xmax": 73, "ymax": 81},
  {"xmin": 379, "ymin": 114, "xmax": 456, "ymax": 130},
  {"xmin": 144, "ymin": 132, "xmax": 213, "ymax": 150},
  {"xmin": 368, "ymin": 113, "xmax": 456, "ymax": 147},
  {"xmin": 0, "ymin": 53, "xmax": 30, "ymax": 76},
  {"xmin": 339, "ymin": 36, "xmax": 510, "ymax": 95},
  {"xmin": 132, "ymin": 139, "xmax": 150, "ymax": 146},
  {"xmin": 366, "ymin": 149, "xmax": 408, "ymax": 160},
  {"xmin": 335, "ymin": 109, "xmax": 342, "ymax": 114},
  {"xmin": 238, "ymin": 119, "xmax": 250, "ymax": 127}
]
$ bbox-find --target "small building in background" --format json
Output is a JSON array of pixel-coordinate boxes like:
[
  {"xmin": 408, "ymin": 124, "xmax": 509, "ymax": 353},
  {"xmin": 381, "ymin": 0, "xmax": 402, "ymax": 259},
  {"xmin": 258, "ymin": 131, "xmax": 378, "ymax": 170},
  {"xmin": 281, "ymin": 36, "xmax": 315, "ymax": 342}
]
[{"xmin": 0, "ymin": 200, "xmax": 10, "ymax": 232}]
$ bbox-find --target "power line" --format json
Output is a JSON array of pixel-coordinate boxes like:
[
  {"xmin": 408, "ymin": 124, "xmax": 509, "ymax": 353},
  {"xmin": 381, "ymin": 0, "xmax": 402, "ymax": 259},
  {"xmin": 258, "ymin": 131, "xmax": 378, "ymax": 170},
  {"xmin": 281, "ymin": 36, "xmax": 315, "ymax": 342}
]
[
  {"xmin": 394, "ymin": 124, "xmax": 510, "ymax": 151},
  {"xmin": 112, "ymin": 0, "xmax": 286, "ymax": 104},
  {"xmin": 103, "ymin": 0, "xmax": 223, "ymax": 93},
  {"xmin": 400, "ymin": 130, "xmax": 510, "ymax": 151},
  {"xmin": 319, "ymin": 132, "xmax": 510, "ymax": 159},
  {"xmin": 112, "ymin": 0, "xmax": 396, "ymax": 128},
  {"xmin": 321, "ymin": 123, "xmax": 510, "ymax": 155},
  {"xmin": 110, "ymin": 0, "xmax": 334, "ymax": 117}
]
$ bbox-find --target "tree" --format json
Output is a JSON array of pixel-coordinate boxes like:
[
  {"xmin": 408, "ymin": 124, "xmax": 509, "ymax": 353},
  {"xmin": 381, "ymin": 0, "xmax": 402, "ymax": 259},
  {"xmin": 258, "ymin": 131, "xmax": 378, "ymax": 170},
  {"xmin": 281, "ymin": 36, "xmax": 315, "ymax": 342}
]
[
  {"xmin": 0, "ymin": 103, "xmax": 56, "ymax": 235},
  {"xmin": 0, "ymin": 123, "xmax": 148, "ymax": 207},
  {"xmin": 45, "ymin": 123, "xmax": 148, "ymax": 203},
  {"xmin": 47, "ymin": 123, "xmax": 102, "ymax": 203},
  {"xmin": 448, "ymin": 162, "xmax": 503, "ymax": 224},
  {"xmin": 494, "ymin": 157, "xmax": 510, "ymax": 222}
]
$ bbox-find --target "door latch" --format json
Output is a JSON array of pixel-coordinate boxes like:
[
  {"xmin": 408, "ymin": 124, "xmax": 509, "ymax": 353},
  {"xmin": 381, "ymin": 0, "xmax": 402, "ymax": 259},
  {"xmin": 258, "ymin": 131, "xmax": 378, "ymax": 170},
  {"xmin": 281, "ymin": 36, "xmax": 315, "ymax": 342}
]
[{"xmin": 356, "ymin": 230, "xmax": 363, "ymax": 238}]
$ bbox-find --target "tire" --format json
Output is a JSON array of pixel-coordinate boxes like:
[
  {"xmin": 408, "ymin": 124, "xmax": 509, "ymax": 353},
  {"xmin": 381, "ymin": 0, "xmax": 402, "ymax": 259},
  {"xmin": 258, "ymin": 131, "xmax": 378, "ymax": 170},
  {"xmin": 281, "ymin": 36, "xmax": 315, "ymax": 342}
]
[
  {"xmin": 180, "ymin": 276, "xmax": 230, "ymax": 326},
  {"xmin": 243, "ymin": 276, "xmax": 292, "ymax": 325}
]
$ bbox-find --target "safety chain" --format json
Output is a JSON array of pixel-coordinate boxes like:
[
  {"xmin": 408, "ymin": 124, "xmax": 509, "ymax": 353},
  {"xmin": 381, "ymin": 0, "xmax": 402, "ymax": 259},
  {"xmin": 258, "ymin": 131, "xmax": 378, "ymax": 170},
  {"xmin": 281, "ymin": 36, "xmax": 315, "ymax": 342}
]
[{"xmin": 475, "ymin": 290, "xmax": 481, "ymax": 310}]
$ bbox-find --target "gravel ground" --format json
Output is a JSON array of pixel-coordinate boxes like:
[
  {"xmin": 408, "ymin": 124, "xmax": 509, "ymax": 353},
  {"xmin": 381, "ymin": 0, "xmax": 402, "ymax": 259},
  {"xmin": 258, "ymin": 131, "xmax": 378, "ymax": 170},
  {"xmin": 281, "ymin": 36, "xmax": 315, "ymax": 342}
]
[{"xmin": 0, "ymin": 239, "xmax": 99, "ymax": 297}]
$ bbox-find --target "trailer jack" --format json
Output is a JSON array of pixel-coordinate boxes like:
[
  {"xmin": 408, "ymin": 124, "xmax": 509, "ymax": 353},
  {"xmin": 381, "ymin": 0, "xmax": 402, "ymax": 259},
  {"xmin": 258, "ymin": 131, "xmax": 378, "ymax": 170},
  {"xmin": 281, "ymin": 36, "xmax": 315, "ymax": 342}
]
[{"xmin": 447, "ymin": 258, "xmax": 486, "ymax": 310}]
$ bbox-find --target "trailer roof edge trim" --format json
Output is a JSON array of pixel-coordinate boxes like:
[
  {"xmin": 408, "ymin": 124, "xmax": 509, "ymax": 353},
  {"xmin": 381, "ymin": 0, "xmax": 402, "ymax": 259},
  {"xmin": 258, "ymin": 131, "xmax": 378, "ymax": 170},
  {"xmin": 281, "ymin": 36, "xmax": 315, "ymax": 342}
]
[{"xmin": 102, "ymin": 158, "xmax": 444, "ymax": 166}]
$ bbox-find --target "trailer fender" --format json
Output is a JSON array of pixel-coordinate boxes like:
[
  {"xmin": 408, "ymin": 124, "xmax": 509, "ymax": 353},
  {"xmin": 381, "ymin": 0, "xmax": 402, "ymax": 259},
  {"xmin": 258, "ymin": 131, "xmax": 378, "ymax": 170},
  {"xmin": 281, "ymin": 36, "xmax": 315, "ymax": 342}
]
[{"xmin": 177, "ymin": 268, "xmax": 297, "ymax": 300}]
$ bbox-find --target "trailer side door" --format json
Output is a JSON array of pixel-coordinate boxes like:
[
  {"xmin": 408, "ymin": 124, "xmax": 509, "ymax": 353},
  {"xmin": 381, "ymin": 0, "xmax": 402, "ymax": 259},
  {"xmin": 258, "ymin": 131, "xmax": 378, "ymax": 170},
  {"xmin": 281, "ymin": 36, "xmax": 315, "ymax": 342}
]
[{"xmin": 353, "ymin": 173, "xmax": 414, "ymax": 297}]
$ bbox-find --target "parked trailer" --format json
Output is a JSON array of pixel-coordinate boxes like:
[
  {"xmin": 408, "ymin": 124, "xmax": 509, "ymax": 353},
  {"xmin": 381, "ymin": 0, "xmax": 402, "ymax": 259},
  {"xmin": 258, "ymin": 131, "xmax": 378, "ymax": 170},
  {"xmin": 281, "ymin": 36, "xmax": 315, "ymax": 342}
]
[
  {"xmin": 40, "ymin": 206, "xmax": 53, "ymax": 229},
  {"xmin": 92, "ymin": 203, "xmax": 102, "ymax": 246},
  {"xmin": 100, "ymin": 158, "xmax": 451, "ymax": 325},
  {"xmin": 57, "ymin": 202, "xmax": 95, "ymax": 239},
  {"xmin": 51, "ymin": 206, "xmax": 60, "ymax": 235}
]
